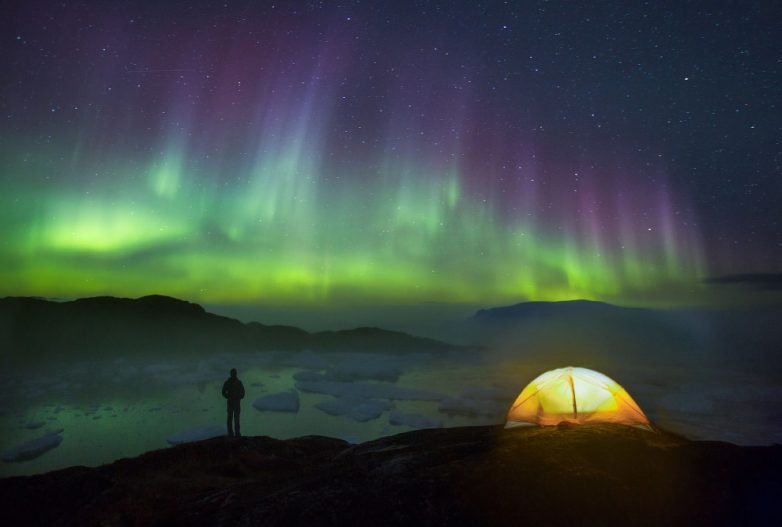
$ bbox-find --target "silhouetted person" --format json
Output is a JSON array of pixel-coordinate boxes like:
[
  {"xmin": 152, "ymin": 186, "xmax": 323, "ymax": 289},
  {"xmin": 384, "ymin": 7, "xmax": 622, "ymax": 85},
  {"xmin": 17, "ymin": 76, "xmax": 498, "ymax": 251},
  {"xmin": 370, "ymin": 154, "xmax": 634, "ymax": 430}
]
[{"xmin": 222, "ymin": 368, "xmax": 245, "ymax": 437}]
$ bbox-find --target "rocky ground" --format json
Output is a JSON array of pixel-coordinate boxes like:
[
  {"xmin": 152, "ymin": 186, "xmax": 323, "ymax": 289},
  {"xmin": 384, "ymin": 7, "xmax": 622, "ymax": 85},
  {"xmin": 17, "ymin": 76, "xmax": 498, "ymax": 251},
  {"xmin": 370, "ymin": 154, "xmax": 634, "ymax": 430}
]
[{"xmin": 1, "ymin": 424, "xmax": 780, "ymax": 526}]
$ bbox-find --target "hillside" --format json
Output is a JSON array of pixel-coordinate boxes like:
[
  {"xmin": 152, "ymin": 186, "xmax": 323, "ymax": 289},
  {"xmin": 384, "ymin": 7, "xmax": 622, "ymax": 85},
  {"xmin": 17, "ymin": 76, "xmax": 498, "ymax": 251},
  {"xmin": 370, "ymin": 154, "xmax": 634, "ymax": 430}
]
[
  {"xmin": 0, "ymin": 295, "xmax": 457, "ymax": 365},
  {"xmin": 0, "ymin": 424, "xmax": 779, "ymax": 526}
]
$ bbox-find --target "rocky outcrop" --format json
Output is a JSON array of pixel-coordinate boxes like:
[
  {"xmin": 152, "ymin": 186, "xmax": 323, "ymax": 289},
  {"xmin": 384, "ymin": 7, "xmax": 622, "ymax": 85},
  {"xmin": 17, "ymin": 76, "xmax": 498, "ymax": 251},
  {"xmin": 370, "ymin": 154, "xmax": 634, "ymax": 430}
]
[{"xmin": 1, "ymin": 424, "xmax": 780, "ymax": 526}]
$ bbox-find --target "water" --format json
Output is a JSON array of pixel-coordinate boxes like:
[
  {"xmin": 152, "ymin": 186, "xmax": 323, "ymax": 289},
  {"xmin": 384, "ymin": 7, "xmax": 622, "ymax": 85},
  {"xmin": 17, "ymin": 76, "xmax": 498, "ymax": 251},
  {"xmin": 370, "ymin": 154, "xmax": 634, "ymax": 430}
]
[{"xmin": 2, "ymin": 350, "xmax": 781, "ymax": 478}]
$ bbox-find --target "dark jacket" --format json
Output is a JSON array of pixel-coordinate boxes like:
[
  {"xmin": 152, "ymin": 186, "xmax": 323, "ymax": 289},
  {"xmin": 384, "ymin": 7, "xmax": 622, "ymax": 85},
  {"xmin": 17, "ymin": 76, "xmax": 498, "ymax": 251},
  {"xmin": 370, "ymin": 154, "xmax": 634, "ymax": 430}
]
[{"xmin": 222, "ymin": 377, "xmax": 245, "ymax": 401}]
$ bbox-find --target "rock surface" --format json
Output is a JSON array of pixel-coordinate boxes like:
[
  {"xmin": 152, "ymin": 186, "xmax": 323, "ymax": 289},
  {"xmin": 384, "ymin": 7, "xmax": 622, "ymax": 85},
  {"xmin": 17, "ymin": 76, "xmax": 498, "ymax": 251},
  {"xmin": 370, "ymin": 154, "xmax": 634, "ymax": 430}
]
[{"xmin": 0, "ymin": 424, "xmax": 780, "ymax": 526}]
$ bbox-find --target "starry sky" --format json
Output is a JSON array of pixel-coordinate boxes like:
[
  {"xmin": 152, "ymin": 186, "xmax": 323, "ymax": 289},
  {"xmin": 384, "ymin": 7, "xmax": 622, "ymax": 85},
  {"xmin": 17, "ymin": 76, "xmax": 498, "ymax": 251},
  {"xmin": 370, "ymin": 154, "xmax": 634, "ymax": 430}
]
[{"xmin": 1, "ymin": 0, "xmax": 779, "ymax": 311}]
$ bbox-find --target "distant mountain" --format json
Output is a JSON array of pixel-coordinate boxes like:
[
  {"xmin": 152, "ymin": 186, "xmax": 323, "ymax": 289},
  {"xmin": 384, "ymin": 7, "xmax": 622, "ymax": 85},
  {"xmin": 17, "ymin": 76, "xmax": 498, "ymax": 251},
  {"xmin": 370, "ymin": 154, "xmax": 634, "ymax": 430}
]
[
  {"xmin": 460, "ymin": 299, "xmax": 705, "ymax": 368},
  {"xmin": 473, "ymin": 299, "xmax": 650, "ymax": 321},
  {"xmin": 0, "ymin": 295, "xmax": 457, "ymax": 365},
  {"xmin": 466, "ymin": 299, "xmax": 782, "ymax": 372},
  {"xmin": 0, "ymin": 425, "xmax": 779, "ymax": 526}
]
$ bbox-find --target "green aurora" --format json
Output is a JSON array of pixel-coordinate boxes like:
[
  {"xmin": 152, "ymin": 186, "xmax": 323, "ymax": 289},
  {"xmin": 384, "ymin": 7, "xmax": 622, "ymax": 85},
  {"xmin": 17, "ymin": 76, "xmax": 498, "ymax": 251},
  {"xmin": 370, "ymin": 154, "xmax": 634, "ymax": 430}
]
[
  {"xmin": 0, "ymin": 139, "xmax": 706, "ymax": 308},
  {"xmin": 1, "ymin": 4, "xmax": 731, "ymax": 311}
]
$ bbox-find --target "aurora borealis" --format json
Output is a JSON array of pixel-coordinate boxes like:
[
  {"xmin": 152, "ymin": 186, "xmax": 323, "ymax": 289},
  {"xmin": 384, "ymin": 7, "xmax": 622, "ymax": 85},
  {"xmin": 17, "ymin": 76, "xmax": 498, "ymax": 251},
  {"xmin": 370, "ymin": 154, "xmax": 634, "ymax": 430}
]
[{"xmin": 1, "ymin": 1, "xmax": 779, "ymax": 310}]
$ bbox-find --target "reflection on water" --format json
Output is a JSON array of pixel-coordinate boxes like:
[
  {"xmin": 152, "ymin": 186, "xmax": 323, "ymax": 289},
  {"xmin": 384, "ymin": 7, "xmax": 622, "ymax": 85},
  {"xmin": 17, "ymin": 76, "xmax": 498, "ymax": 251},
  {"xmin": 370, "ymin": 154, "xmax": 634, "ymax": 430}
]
[{"xmin": 1, "ymin": 350, "xmax": 781, "ymax": 478}]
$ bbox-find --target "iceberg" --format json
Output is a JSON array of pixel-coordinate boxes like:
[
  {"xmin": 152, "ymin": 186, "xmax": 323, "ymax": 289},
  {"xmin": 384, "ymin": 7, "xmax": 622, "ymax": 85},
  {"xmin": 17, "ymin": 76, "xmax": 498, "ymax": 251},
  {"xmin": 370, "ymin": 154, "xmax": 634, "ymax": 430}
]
[
  {"xmin": 253, "ymin": 390, "xmax": 300, "ymax": 412},
  {"xmin": 315, "ymin": 397, "xmax": 390, "ymax": 422},
  {"xmin": 2, "ymin": 429, "xmax": 64, "ymax": 462}
]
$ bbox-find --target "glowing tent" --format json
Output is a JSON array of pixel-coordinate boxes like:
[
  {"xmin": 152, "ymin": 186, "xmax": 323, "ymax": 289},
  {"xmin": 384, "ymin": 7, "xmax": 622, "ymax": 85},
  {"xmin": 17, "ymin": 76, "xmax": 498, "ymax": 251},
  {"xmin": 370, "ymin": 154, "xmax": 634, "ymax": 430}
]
[{"xmin": 505, "ymin": 367, "xmax": 650, "ymax": 428}]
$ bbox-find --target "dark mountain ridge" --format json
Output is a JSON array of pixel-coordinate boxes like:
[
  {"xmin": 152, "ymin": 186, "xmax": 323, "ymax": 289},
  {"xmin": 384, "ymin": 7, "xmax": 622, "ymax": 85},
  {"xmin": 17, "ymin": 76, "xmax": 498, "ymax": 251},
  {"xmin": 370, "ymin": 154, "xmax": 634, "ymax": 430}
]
[
  {"xmin": 0, "ymin": 295, "xmax": 456, "ymax": 366},
  {"xmin": 464, "ymin": 298, "xmax": 782, "ymax": 373},
  {"xmin": 473, "ymin": 299, "xmax": 650, "ymax": 320}
]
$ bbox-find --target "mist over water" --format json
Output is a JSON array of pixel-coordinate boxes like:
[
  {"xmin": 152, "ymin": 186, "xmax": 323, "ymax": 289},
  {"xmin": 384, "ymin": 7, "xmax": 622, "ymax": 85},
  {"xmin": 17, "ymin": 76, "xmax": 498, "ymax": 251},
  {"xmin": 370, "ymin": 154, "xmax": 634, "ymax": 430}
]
[{"xmin": 3, "ymin": 314, "xmax": 781, "ymax": 479}]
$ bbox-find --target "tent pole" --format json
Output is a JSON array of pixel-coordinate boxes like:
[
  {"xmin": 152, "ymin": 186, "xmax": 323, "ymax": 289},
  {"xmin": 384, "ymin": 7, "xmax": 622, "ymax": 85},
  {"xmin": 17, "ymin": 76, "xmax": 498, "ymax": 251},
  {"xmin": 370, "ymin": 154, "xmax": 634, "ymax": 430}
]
[{"xmin": 568, "ymin": 373, "xmax": 578, "ymax": 419}]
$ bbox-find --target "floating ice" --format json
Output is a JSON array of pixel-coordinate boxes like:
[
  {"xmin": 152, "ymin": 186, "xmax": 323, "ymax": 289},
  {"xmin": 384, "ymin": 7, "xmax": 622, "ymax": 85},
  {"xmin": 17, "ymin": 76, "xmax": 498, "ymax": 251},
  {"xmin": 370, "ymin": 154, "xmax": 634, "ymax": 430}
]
[
  {"xmin": 438, "ymin": 397, "xmax": 506, "ymax": 419},
  {"xmin": 166, "ymin": 425, "xmax": 225, "ymax": 445},
  {"xmin": 389, "ymin": 411, "xmax": 443, "ymax": 429},
  {"xmin": 293, "ymin": 370, "xmax": 326, "ymax": 382},
  {"xmin": 2, "ymin": 429, "xmax": 64, "ymax": 462},
  {"xmin": 277, "ymin": 350, "xmax": 330, "ymax": 370},
  {"xmin": 326, "ymin": 360, "xmax": 401, "ymax": 382},
  {"xmin": 315, "ymin": 397, "xmax": 391, "ymax": 422},
  {"xmin": 292, "ymin": 363, "xmax": 402, "ymax": 382},
  {"xmin": 143, "ymin": 363, "xmax": 179, "ymax": 375},
  {"xmin": 460, "ymin": 385, "xmax": 516, "ymax": 402},
  {"xmin": 118, "ymin": 365, "xmax": 140, "ymax": 378},
  {"xmin": 295, "ymin": 380, "xmax": 445, "ymax": 401},
  {"xmin": 253, "ymin": 390, "xmax": 300, "ymax": 412}
]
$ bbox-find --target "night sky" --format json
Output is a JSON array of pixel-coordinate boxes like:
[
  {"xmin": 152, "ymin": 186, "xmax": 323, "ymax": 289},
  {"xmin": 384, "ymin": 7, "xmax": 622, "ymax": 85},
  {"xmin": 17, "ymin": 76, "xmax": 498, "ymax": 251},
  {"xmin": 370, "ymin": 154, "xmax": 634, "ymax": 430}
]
[{"xmin": 1, "ymin": 1, "xmax": 780, "ymax": 309}]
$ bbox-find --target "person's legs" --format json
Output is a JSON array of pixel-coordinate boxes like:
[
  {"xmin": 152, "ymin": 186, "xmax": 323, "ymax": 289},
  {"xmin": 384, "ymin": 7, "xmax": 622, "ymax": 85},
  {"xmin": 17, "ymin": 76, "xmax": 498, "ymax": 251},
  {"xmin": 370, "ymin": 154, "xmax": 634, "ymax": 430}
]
[
  {"xmin": 234, "ymin": 405, "xmax": 241, "ymax": 437},
  {"xmin": 226, "ymin": 401, "xmax": 235, "ymax": 436}
]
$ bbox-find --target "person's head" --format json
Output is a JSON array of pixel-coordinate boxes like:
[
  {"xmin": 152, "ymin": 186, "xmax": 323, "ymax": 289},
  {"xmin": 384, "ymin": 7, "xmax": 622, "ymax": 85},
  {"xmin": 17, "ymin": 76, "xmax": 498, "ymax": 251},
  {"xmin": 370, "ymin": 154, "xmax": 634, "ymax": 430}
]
[{"xmin": 230, "ymin": 368, "xmax": 237, "ymax": 378}]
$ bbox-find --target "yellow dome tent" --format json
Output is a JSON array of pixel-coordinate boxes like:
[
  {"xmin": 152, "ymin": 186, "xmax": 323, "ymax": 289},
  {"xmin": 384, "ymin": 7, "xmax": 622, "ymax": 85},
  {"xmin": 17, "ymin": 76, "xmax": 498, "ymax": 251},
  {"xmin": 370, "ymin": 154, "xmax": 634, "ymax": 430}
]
[{"xmin": 505, "ymin": 367, "xmax": 650, "ymax": 428}]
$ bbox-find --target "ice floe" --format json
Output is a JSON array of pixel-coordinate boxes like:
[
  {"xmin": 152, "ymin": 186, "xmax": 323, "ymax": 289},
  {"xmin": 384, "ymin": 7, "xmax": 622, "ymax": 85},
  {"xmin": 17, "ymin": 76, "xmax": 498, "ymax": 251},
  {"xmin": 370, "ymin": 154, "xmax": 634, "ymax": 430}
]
[
  {"xmin": 438, "ymin": 397, "xmax": 506, "ymax": 419},
  {"xmin": 315, "ymin": 397, "xmax": 391, "ymax": 422},
  {"xmin": 293, "ymin": 370, "xmax": 326, "ymax": 382},
  {"xmin": 459, "ymin": 385, "xmax": 516, "ymax": 402},
  {"xmin": 389, "ymin": 411, "xmax": 443, "ymax": 429},
  {"xmin": 2, "ymin": 429, "xmax": 64, "ymax": 462},
  {"xmin": 253, "ymin": 390, "xmax": 300, "ymax": 412},
  {"xmin": 276, "ymin": 351, "xmax": 330, "ymax": 370},
  {"xmin": 166, "ymin": 425, "xmax": 225, "ymax": 445},
  {"xmin": 326, "ymin": 361, "xmax": 401, "ymax": 382},
  {"xmin": 295, "ymin": 380, "xmax": 445, "ymax": 401}
]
